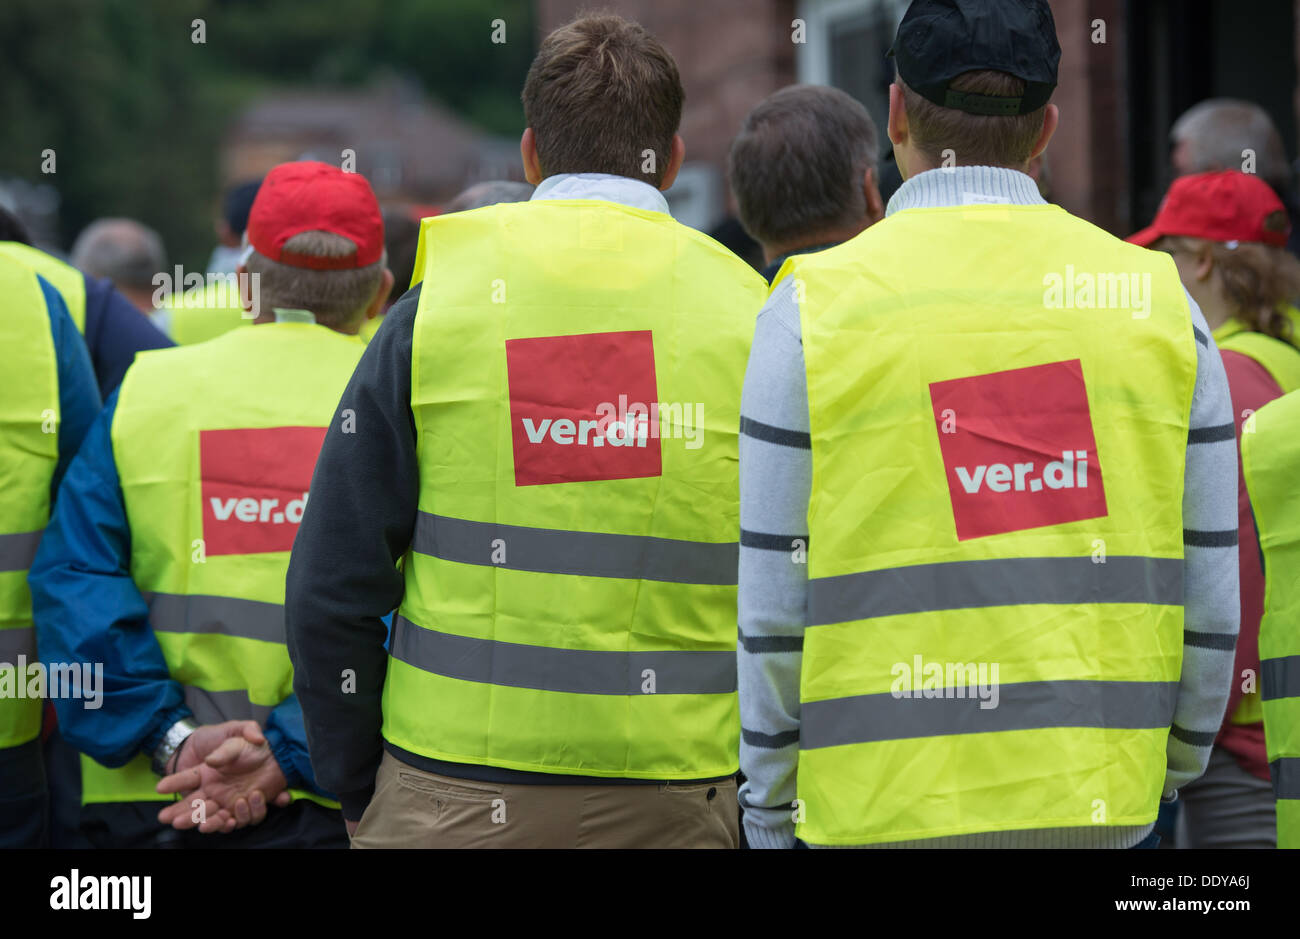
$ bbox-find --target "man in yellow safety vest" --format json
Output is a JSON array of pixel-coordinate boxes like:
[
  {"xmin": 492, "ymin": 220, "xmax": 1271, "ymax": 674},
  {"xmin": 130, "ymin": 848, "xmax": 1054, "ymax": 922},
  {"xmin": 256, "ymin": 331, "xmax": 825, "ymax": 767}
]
[
  {"xmin": 29, "ymin": 161, "xmax": 392, "ymax": 848},
  {"xmin": 737, "ymin": 0, "xmax": 1240, "ymax": 848},
  {"xmin": 285, "ymin": 13, "xmax": 767, "ymax": 848},
  {"xmin": 1242, "ymin": 390, "xmax": 1300, "ymax": 848},
  {"xmin": 0, "ymin": 206, "xmax": 172, "ymax": 397},
  {"xmin": 0, "ymin": 255, "xmax": 100, "ymax": 848}
]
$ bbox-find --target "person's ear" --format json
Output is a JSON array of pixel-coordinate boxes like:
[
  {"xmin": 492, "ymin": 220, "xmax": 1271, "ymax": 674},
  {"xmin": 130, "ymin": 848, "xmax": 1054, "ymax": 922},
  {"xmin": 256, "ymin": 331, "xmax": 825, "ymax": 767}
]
[
  {"xmin": 236, "ymin": 263, "xmax": 254, "ymax": 315},
  {"xmin": 1029, "ymin": 104, "xmax": 1059, "ymax": 161},
  {"xmin": 863, "ymin": 167, "xmax": 885, "ymax": 224},
  {"xmin": 658, "ymin": 134, "xmax": 686, "ymax": 191},
  {"xmin": 1193, "ymin": 245, "xmax": 1215, "ymax": 283},
  {"xmin": 521, "ymin": 128, "xmax": 543, "ymax": 186},
  {"xmin": 887, "ymin": 83, "xmax": 910, "ymax": 178},
  {"xmin": 368, "ymin": 268, "xmax": 395, "ymax": 318}
]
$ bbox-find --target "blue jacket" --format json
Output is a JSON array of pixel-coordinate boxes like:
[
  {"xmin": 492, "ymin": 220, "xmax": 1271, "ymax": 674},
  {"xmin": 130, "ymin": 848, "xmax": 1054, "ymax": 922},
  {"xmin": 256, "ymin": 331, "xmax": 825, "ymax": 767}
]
[
  {"xmin": 28, "ymin": 388, "xmax": 326, "ymax": 797},
  {"xmin": 81, "ymin": 275, "xmax": 173, "ymax": 397},
  {"xmin": 39, "ymin": 275, "xmax": 102, "ymax": 495}
]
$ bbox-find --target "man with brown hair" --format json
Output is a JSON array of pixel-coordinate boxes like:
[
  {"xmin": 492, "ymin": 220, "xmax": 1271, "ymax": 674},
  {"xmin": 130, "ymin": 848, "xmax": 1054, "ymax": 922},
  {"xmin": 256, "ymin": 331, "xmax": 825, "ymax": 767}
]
[
  {"xmin": 738, "ymin": 0, "xmax": 1238, "ymax": 848},
  {"xmin": 893, "ymin": 69, "xmax": 1055, "ymax": 170},
  {"xmin": 519, "ymin": 15, "xmax": 683, "ymax": 189},
  {"xmin": 728, "ymin": 85, "xmax": 885, "ymax": 283},
  {"xmin": 286, "ymin": 14, "xmax": 766, "ymax": 848}
]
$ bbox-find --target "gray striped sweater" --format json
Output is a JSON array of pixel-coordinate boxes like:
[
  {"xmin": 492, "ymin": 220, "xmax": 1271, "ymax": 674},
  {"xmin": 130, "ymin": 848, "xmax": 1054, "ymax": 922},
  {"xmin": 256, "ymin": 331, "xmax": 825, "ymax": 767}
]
[{"xmin": 737, "ymin": 165, "xmax": 1241, "ymax": 849}]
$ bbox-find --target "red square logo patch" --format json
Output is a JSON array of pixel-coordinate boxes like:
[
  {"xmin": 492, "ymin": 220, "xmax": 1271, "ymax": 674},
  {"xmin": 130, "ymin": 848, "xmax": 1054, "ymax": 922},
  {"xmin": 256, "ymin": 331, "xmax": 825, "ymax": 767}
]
[
  {"xmin": 199, "ymin": 426, "xmax": 326, "ymax": 556},
  {"xmin": 929, "ymin": 359, "xmax": 1107, "ymax": 541},
  {"xmin": 505, "ymin": 330, "xmax": 662, "ymax": 486}
]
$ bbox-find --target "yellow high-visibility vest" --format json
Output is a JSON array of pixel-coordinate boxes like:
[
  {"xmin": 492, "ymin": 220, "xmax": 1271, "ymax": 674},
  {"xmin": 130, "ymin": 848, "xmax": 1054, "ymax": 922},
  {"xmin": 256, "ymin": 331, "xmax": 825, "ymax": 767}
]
[
  {"xmin": 359, "ymin": 314, "xmax": 382, "ymax": 344},
  {"xmin": 384, "ymin": 199, "xmax": 767, "ymax": 779},
  {"xmin": 79, "ymin": 323, "xmax": 363, "ymax": 805},
  {"xmin": 1212, "ymin": 316, "xmax": 1300, "ymax": 727},
  {"xmin": 164, "ymin": 279, "xmax": 251, "ymax": 346},
  {"xmin": 0, "ymin": 258, "xmax": 61, "ymax": 749},
  {"xmin": 1242, "ymin": 389, "xmax": 1300, "ymax": 847},
  {"xmin": 1215, "ymin": 314, "xmax": 1300, "ymax": 394},
  {"xmin": 0, "ymin": 242, "xmax": 87, "ymax": 333},
  {"xmin": 784, "ymin": 203, "xmax": 1197, "ymax": 845}
]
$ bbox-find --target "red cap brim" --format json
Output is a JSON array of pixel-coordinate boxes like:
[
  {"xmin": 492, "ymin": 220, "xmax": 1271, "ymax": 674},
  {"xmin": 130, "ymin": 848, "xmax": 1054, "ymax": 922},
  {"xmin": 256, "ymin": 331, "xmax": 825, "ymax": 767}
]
[{"xmin": 1125, "ymin": 224, "xmax": 1163, "ymax": 247}]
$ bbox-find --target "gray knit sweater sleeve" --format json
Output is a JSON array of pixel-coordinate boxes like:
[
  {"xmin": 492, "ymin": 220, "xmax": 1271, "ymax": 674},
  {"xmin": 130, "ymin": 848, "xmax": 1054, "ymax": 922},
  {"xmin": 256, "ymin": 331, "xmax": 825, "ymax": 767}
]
[
  {"xmin": 1166, "ymin": 297, "xmax": 1241, "ymax": 795},
  {"xmin": 736, "ymin": 275, "xmax": 809, "ymax": 850},
  {"xmin": 736, "ymin": 276, "xmax": 1239, "ymax": 848}
]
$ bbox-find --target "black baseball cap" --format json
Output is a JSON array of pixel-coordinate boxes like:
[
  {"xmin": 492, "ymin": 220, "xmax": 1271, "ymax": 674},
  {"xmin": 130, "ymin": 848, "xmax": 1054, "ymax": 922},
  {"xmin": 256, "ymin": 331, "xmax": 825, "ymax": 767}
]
[
  {"xmin": 223, "ymin": 179, "xmax": 263, "ymax": 236},
  {"xmin": 889, "ymin": 0, "xmax": 1061, "ymax": 116}
]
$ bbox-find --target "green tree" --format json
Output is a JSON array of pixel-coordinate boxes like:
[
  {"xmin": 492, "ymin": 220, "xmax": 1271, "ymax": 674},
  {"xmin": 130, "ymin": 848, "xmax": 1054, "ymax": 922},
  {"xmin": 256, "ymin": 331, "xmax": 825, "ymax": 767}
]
[{"xmin": 0, "ymin": 0, "xmax": 534, "ymax": 270}]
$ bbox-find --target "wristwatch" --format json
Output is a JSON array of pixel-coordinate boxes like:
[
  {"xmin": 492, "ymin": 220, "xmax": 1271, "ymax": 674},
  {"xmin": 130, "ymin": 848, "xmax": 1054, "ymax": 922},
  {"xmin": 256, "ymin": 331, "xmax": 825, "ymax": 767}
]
[{"xmin": 151, "ymin": 717, "xmax": 199, "ymax": 776}]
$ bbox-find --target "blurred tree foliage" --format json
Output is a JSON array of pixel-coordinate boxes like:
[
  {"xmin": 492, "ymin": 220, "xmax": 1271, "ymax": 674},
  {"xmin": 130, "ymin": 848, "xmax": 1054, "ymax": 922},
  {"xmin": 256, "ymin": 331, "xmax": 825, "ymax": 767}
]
[{"xmin": 0, "ymin": 0, "xmax": 534, "ymax": 270}]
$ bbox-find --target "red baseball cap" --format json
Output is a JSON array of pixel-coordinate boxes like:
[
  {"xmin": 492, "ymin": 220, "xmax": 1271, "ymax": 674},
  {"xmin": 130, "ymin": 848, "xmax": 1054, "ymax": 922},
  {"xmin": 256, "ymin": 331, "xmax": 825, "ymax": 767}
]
[
  {"xmin": 1127, "ymin": 169, "xmax": 1290, "ymax": 249},
  {"xmin": 246, "ymin": 161, "xmax": 384, "ymax": 270}
]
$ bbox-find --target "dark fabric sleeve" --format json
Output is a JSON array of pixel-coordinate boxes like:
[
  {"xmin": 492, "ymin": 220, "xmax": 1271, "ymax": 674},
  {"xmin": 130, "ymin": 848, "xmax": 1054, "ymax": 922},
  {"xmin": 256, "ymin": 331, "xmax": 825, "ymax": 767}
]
[
  {"xmin": 264, "ymin": 694, "xmax": 326, "ymax": 796},
  {"xmin": 39, "ymin": 275, "xmax": 101, "ymax": 497},
  {"xmin": 285, "ymin": 285, "xmax": 422, "ymax": 821},
  {"xmin": 81, "ymin": 276, "xmax": 172, "ymax": 397},
  {"xmin": 29, "ymin": 392, "xmax": 192, "ymax": 766}
]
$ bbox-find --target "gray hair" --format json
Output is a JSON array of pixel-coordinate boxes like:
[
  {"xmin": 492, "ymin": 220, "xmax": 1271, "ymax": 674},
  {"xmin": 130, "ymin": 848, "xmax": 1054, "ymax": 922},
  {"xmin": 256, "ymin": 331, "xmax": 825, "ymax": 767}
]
[
  {"xmin": 1171, "ymin": 99, "xmax": 1292, "ymax": 189},
  {"xmin": 445, "ymin": 180, "xmax": 536, "ymax": 213},
  {"xmin": 71, "ymin": 218, "xmax": 166, "ymax": 290},
  {"xmin": 243, "ymin": 230, "xmax": 386, "ymax": 330},
  {"xmin": 728, "ymin": 84, "xmax": 879, "ymax": 250}
]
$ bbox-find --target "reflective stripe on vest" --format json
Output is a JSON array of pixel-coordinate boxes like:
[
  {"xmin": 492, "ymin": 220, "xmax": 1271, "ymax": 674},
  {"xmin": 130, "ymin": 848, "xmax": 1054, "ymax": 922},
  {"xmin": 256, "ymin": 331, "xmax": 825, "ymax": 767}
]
[
  {"xmin": 1274, "ymin": 758, "xmax": 1300, "ymax": 801},
  {"xmin": 0, "ymin": 530, "xmax": 42, "ymax": 572},
  {"xmin": 803, "ymin": 680, "xmax": 1179, "ymax": 750},
  {"xmin": 0, "ymin": 627, "xmax": 35, "ymax": 662},
  {"xmin": 77, "ymin": 323, "xmax": 363, "ymax": 806},
  {"xmin": 390, "ymin": 615, "xmax": 736, "ymax": 695},
  {"xmin": 144, "ymin": 593, "xmax": 285, "ymax": 644},
  {"xmin": 0, "ymin": 257, "xmax": 60, "ymax": 749},
  {"xmin": 788, "ymin": 203, "xmax": 1196, "ymax": 846},
  {"xmin": 413, "ymin": 512, "xmax": 738, "ymax": 585},
  {"xmin": 1263, "ymin": 655, "xmax": 1300, "ymax": 700},
  {"xmin": 807, "ymin": 555, "xmax": 1182, "ymax": 625},
  {"xmin": 386, "ymin": 199, "xmax": 767, "ymax": 779},
  {"xmin": 0, "ymin": 241, "xmax": 87, "ymax": 333},
  {"xmin": 1242, "ymin": 390, "xmax": 1300, "ymax": 847}
]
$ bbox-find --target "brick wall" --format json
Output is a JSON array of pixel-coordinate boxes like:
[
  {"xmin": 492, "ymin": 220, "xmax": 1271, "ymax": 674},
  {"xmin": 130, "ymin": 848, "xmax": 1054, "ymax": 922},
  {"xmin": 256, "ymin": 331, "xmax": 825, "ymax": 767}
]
[
  {"xmin": 534, "ymin": 0, "xmax": 1212, "ymax": 233},
  {"xmin": 1046, "ymin": 0, "xmax": 1128, "ymax": 232}
]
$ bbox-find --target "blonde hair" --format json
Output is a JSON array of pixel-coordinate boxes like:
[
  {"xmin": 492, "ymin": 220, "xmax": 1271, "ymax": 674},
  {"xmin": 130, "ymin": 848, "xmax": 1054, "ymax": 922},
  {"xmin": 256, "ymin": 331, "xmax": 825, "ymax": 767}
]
[{"xmin": 1155, "ymin": 232, "xmax": 1300, "ymax": 341}]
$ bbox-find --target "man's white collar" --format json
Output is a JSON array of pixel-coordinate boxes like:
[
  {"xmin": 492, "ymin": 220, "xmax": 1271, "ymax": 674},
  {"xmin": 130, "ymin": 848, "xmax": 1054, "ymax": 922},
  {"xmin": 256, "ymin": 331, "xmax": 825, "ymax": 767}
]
[
  {"xmin": 531, "ymin": 172, "xmax": 671, "ymax": 216},
  {"xmin": 886, "ymin": 165, "xmax": 1046, "ymax": 216}
]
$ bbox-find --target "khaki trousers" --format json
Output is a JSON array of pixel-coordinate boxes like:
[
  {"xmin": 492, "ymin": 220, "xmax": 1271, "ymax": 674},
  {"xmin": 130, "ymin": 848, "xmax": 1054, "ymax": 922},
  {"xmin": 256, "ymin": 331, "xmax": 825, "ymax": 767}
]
[{"xmin": 351, "ymin": 752, "xmax": 738, "ymax": 849}]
